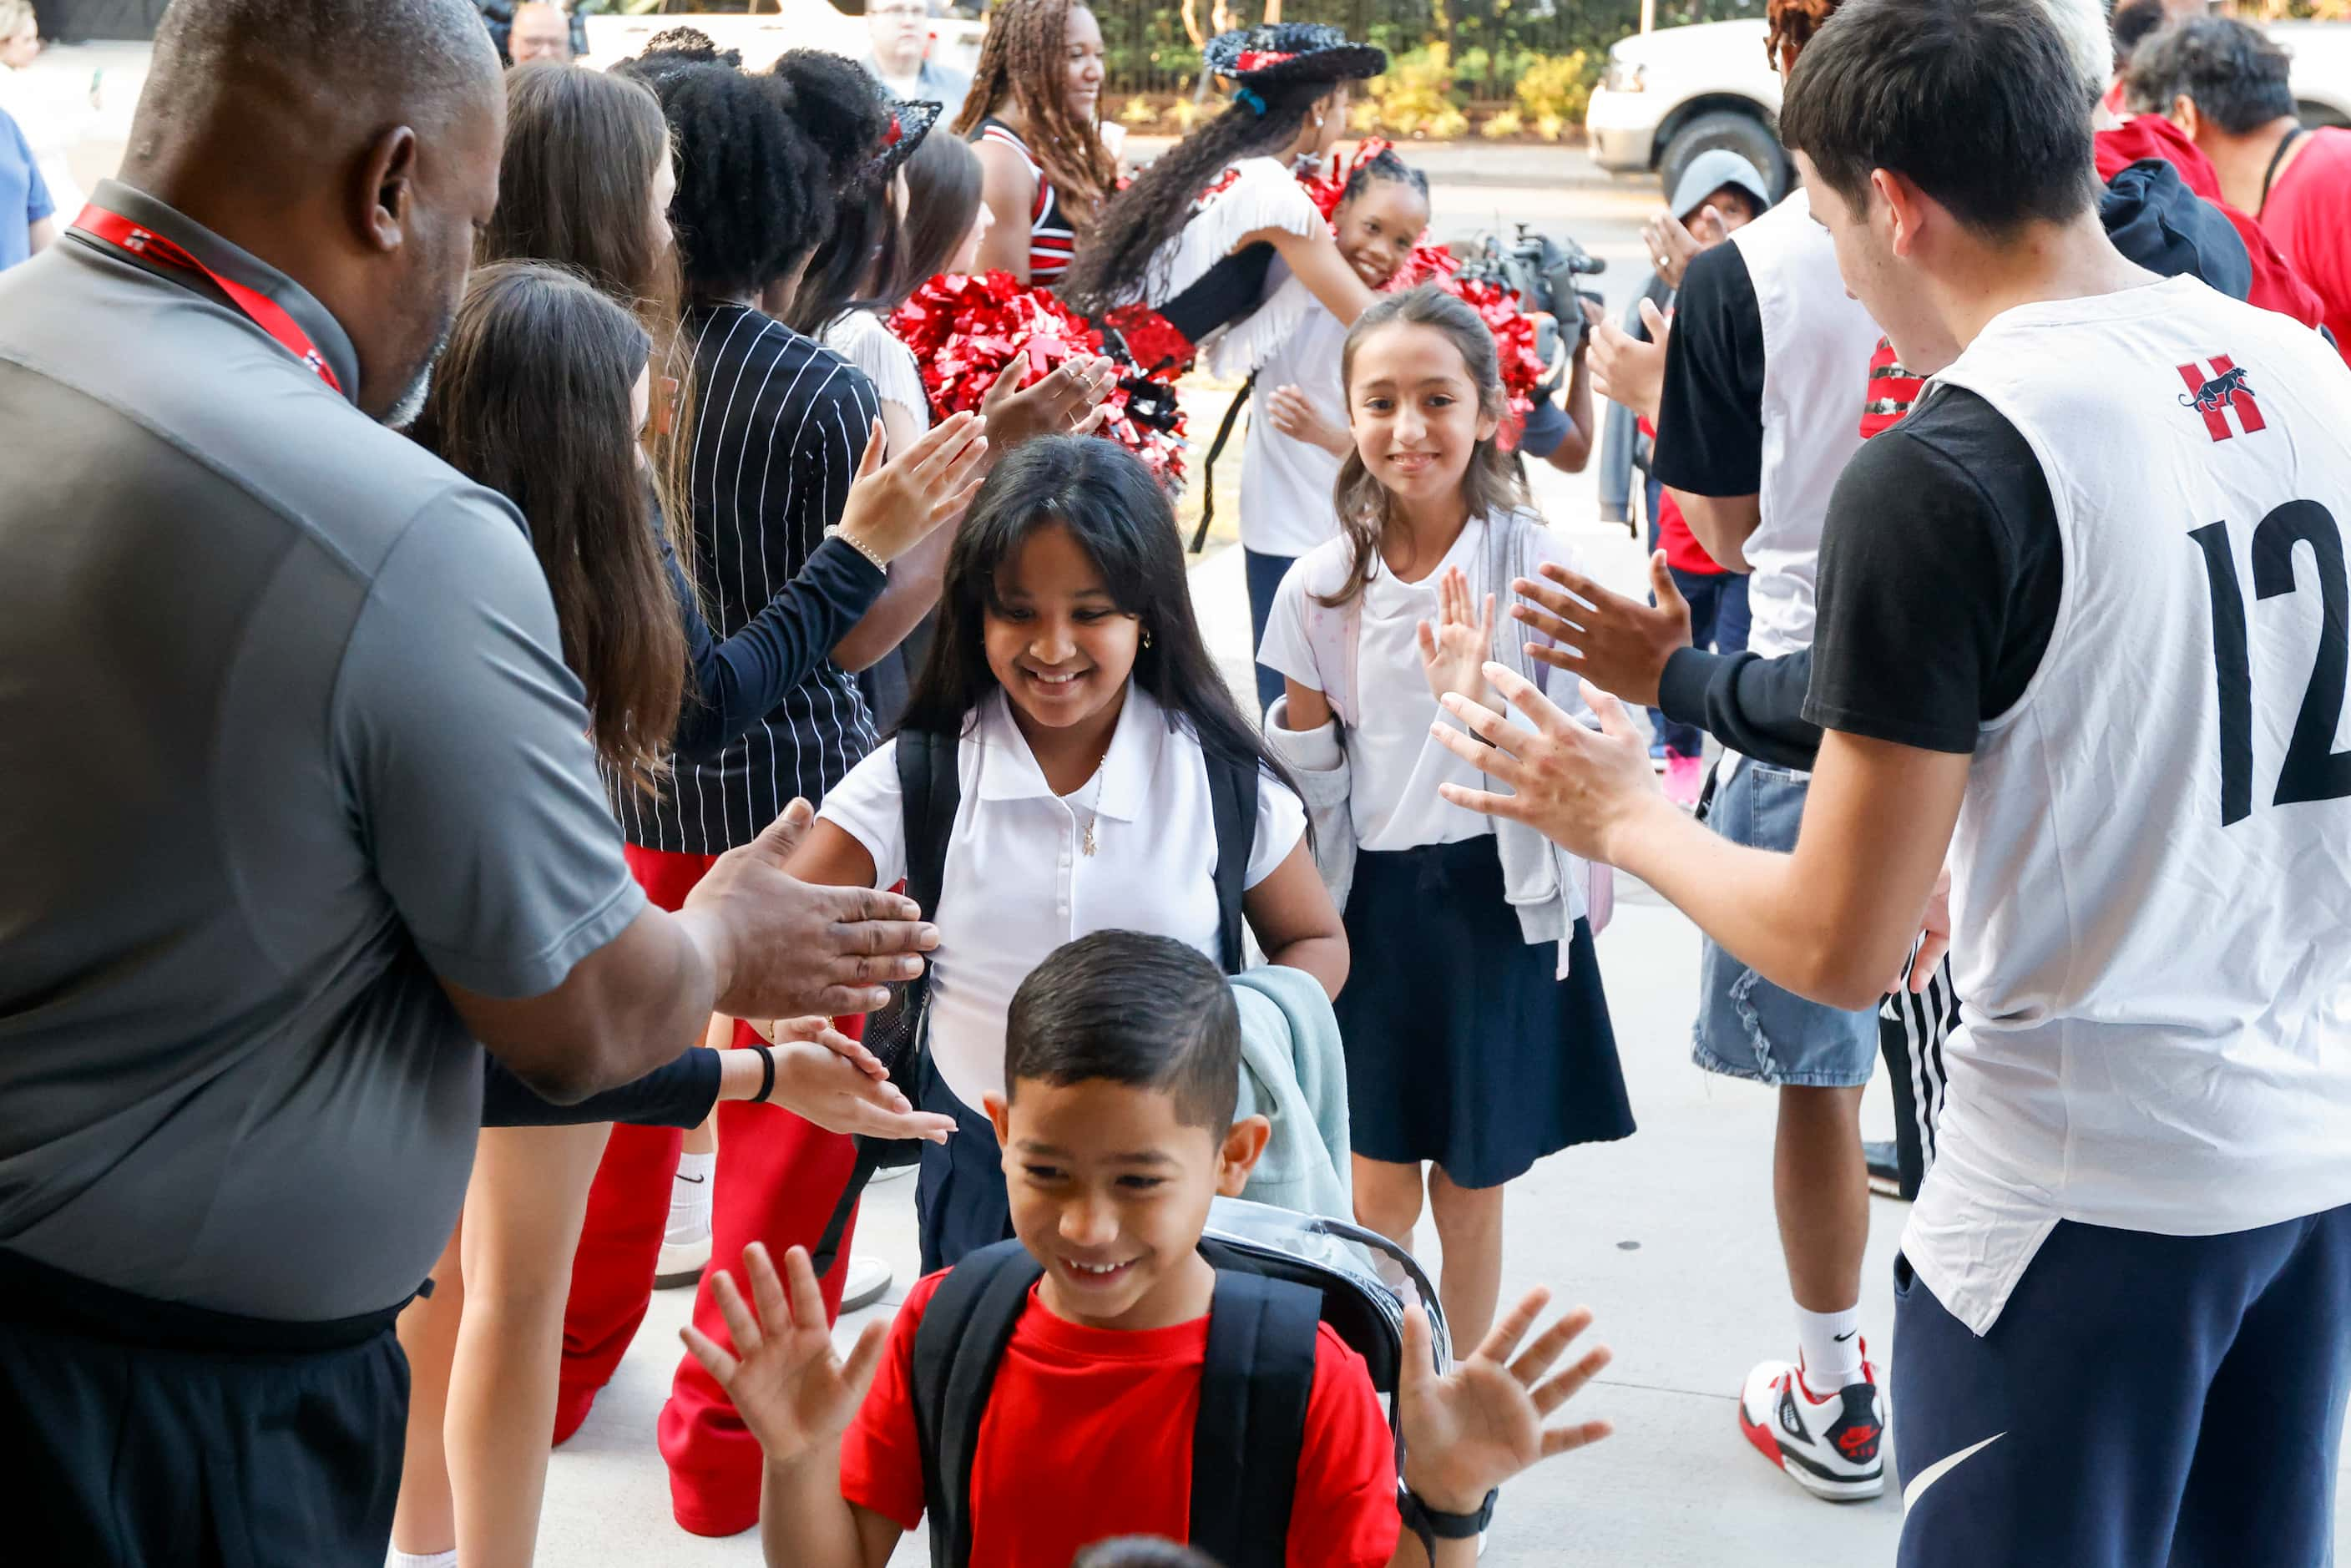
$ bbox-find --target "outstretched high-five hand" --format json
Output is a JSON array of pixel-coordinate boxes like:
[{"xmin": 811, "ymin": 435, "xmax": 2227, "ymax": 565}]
[
  {"xmin": 833, "ymin": 412, "xmax": 990, "ymax": 564},
  {"xmin": 1417, "ymin": 566, "xmax": 1499, "ymax": 709},
  {"xmin": 1426, "ymin": 664, "xmax": 1664, "ymax": 866},
  {"xmin": 1398, "ymin": 1288, "xmax": 1612, "ymax": 1529},
  {"xmin": 681, "ymin": 1243, "xmax": 891, "ymax": 1469}
]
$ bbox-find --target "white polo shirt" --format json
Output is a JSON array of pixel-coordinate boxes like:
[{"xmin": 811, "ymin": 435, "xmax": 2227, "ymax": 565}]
[
  {"xmin": 818, "ymin": 683, "xmax": 1307, "ymax": 1110},
  {"xmin": 1239, "ymin": 303, "xmax": 1351, "ymax": 560}
]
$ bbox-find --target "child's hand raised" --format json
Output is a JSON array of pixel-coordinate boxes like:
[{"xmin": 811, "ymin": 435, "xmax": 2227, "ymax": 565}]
[
  {"xmin": 1416, "ymin": 567, "xmax": 1498, "ymax": 709},
  {"xmin": 834, "ymin": 413, "xmax": 990, "ymax": 566},
  {"xmin": 681, "ymin": 1243, "xmax": 891, "ymax": 1469},
  {"xmin": 1267, "ymin": 383, "xmax": 1352, "ymax": 459},
  {"xmin": 1397, "ymin": 1287, "xmax": 1612, "ymax": 1515}
]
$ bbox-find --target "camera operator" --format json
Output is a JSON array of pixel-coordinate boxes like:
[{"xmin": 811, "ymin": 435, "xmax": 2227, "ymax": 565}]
[{"xmin": 1517, "ymin": 295, "xmax": 1608, "ymax": 475}]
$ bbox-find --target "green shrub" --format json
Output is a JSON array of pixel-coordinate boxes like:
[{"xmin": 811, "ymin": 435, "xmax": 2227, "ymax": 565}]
[
  {"xmin": 1366, "ymin": 43, "xmax": 1468, "ymax": 137},
  {"xmin": 1480, "ymin": 108, "xmax": 1525, "ymax": 139}
]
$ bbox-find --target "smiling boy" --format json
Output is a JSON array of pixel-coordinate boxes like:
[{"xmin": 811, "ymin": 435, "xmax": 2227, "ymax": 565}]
[{"xmin": 686, "ymin": 931, "xmax": 1615, "ymax": 1568}]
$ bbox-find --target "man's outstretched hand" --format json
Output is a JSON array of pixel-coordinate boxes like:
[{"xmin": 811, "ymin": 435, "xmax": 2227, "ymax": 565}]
[
  {"xmin": 680, "ymin": 801, "xmax": 939, "ymax": 1021},
  {"xmin": 1429, "ymin": 665, "xmax": 1667, "ymax": 865},
  {"xmin": 1512, "ymin": 553, "xmax": 1692, "ymax": 710}
]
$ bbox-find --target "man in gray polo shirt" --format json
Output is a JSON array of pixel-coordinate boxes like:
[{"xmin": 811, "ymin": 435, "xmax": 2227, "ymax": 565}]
[{"xmin": 0, "ymin": 2, "xmax": 935, "ymax": 1560}]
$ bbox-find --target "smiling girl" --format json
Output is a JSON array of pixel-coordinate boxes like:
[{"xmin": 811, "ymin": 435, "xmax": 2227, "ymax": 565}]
[
  {"xmin": 1259, "ymin": 286, "xmax": 1635, "ymax": 1350},
  {"xmin": 786, "ymin": 435, "xmax": 1347, "ymax": 1270},
  {"xmin": 1240, "ymin": 149, "xmax": 1434, "ymax": 712}
]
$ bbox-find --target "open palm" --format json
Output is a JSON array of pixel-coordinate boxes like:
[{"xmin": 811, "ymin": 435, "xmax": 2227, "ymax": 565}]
[
  {"xmin": 1417, "ymin": 566, "xmax": 1498, "ymax": 706},
  {"xmin": 680, "ymin": 1243, "xmax": 890, "ymax": 1468},
  {"xmin": 1398, "ymin": 1287, "xmax": 1613, "ymax": 1513}
]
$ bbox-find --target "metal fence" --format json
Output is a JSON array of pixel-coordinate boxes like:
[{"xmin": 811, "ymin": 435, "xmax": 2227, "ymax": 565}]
[{"xmin": 1094, "ymin": 0, "xmax": 1766, "ymax": 98}]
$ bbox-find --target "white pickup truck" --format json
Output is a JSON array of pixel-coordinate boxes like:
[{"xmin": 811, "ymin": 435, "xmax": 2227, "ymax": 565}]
[{"xmin": 1585, "ymin": 15, "xmax": 2351, "ymax": 202}]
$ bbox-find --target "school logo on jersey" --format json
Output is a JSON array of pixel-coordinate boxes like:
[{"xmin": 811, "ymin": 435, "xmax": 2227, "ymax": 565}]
[{"xmin": 2177, "ymin": 356, "xmax": 2266, "ymax": 443}]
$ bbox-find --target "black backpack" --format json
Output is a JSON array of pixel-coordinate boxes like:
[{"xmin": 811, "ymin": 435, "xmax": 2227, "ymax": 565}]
[
  {"xmin": 810, "ymin": 726, "xmax": 1261, "ymax": 1275},
  {"xmin": 909, "ymin": 1199, "xmax": 1449, "ymax": 1568}
]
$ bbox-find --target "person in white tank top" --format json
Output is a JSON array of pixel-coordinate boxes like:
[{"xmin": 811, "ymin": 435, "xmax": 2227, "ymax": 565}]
[{"xmin": 1439, "ymin": 2, "xmax": 2351, "ymax": 1562}]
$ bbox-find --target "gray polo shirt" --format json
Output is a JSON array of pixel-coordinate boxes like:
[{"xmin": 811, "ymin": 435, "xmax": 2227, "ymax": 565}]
[{"xmin": 0, "ymin": 180, "xmax": 645, "ymax": 1322}]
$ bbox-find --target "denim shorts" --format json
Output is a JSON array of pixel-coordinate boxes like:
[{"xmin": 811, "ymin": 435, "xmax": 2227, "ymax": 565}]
[{"xmin": 1691, "ymin": 759, "xmax": 1879, "ymax": 1087}]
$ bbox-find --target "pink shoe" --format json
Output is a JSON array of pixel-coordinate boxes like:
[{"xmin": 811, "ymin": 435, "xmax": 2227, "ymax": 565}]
[{"xmin": 1664, "ymin": 752, "xmax": 1705, "ymax": 807}]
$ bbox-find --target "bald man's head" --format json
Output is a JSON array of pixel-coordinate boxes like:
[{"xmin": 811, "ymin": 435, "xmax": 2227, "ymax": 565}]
[{"xmin": 123, "ymin": 0, "xmax": 505, "ymax": 422}]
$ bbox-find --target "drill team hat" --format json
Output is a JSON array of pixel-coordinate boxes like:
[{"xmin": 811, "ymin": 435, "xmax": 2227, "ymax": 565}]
[
  {"xmin": 1204, "ymin": 23, "xmax": 1387, "ymax": 99},
  {"xmin": 1667, "ymin": 149, "xmax": 1774, "ymax": 225}
]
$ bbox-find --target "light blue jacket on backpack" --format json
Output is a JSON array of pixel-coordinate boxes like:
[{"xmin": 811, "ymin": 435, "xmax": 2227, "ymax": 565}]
[{"xmin": 1231, "ymin": 964, "xmax": 1352, "ymax": 1222}]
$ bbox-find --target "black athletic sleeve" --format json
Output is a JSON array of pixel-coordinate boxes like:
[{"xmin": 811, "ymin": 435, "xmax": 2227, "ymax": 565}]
[
  {"xmin": 480, "ymin": 1047, "xmax": 722, "ymax": 1130},
  {"xmin": 1651, "ymin": 242, "xmax": 1766, "ymax": 498},
  {"xmin": 1802, "ymin": 387, "xmax": 2063, "ymax": 753},
  {"xmin": 1656, "ymin": 645, "xmax": 1823, "ymax": 771}
]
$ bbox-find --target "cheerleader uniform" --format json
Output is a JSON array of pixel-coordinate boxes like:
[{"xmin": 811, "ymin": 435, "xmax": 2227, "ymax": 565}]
[
  {"xmin": 1258, "ymin": 510, "xmax": 1634, "ymax": 1186},
  {"xmin": 973, "ymin": 117, "xmax": 1078, "ymax": 288}
]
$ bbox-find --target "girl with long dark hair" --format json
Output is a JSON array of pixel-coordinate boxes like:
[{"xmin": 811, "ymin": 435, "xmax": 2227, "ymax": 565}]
[
  {"xmin": 953, "ymin": 0, "xmax": 1115, "ymax": 286},
  {"xmin": 1060, "ymin": 25, "xmax": 1387, "ymax": 377},
  {"xmin": 786, "ymin": 435, "xmax": 1348, "ymax": 1271},
  {"xmin": 1259, "ymin": 287, "xmax": 1634, "ymax": 1353},
  {"xmin": 389, "ymin": 261, "xmax": 970, "ymax": 1568}
]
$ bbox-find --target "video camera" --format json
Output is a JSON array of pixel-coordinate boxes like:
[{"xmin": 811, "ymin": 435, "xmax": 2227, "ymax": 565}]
[{"xmin": 1448, "ymin": 226, "xmax": 1609, "ymax": 392}]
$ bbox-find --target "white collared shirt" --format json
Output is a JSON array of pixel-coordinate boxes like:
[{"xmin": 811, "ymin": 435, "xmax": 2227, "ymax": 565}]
[{"xmin": 818, "ymin": 684, "xmax": 1307, "ymax": 1110}]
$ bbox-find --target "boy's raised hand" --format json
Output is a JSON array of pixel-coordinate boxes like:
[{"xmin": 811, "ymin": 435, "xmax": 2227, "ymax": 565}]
[
  {"xmin": 1398, "ymin": 1287, "xmax": 1613, "ymax": 1514},
  {"xmin": 682, "ymin": 1243, "xmax": 891, "ymax": 1468}
]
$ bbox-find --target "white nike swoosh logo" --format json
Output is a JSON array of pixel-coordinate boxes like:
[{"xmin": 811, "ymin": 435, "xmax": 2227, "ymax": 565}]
[{"xmin": 1904, "ymin": 1432, "xmax": 2005, "ymax": 1513}]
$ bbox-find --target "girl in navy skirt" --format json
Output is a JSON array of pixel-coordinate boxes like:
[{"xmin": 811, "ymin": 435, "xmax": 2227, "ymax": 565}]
[{"xmin": 1260, "ymin": 285, "xmax": 1634, "ymax": 1347}]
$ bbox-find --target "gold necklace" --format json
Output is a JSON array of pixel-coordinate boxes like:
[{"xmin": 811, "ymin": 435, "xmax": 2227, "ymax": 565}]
[{"xmin": 1080, "ymin": 765, "xmax": 1105, "ymax": 857}]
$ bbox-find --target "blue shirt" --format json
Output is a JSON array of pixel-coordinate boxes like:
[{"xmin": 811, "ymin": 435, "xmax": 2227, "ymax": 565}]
[{"xmin": 0, "ymin": 107, "xmax": 52, "ymax": 272}]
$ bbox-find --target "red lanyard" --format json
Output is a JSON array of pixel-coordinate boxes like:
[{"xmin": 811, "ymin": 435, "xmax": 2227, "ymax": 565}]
[{"xmin": 71, "ymin": 203, "xmax": 346, "ymax": 396}]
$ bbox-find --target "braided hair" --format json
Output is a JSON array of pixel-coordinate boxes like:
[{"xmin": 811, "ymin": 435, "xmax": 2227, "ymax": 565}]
[
  {"xmin": 951, "ymin": 0, "xmax": 1115, "ymax": 233},
  {"xmin": 1764, "ymin": 0, "xmax": 1841, "ymax": 71},
  {"xmin": 1342, "ymin": 146, "xmax": 1428, "ymax": 206},
  {"xmin": 1059, "ymin": 72, "xmax": 1333, "ymax": 317},
  {"xmin": 627, "ymin": 58, "xmax": 832, "ymax": 304}
]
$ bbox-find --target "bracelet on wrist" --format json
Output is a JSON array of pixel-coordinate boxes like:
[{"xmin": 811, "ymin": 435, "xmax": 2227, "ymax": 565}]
[
  {"xmin": 1398, "ymin": 1486, "xmax": 1497, "ymax": 1560},
  {"xmin": 751, "ymin": 1044, "xmax": 777, "ymax": 1105},
  {"xmin": 825, "ymin": 524, "xmax": 889, "ymax": 574}
]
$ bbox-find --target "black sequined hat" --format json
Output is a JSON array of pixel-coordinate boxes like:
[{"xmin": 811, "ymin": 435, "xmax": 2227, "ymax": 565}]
[
  {"xmin": 867, "ymin": 97, "xmax": 943, "ymax": 186},
  {"xmin": 1203, "ymin": 23, "xmax": 1387, "ymax": 95}
]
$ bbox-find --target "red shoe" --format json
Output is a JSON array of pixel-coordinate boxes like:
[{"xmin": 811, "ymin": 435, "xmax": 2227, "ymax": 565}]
[{"xmin": 1737, "ymin": 1350, "xmax": 1885, "ymax": 1501}]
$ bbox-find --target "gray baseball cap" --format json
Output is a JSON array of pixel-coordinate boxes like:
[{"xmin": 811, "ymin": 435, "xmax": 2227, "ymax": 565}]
[{"xmin": 1669, "ymin": 149, "xmax": 1774, "ymax": 224}]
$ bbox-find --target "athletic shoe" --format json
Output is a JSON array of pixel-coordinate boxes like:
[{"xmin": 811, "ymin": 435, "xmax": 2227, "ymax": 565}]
[
  {"xmin": 843, "ymin": 1254, "xmax": 893, "ymax": 1313},
  {"xmin": 1864, "ymin": 1140, "xmax": 1904, "ymax": 1199},
  {"xmin": 1663, "ymin": 751, "xmax": 1706, "ymax": 807},
  {"xmin": 1648, "ymin": 738, "xmax": 1669, "ymax": 771},
  {"xmin": 1737, "ymin": 1352, "xmax": 1885, "ymax": 1501},
  {"xmin": 655, "ymin": 1228, "xmax": 711, "ymax": 1290}
]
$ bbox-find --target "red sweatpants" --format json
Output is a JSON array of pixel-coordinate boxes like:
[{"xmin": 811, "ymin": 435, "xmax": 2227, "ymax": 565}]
[{"xmin": 554, "ymin": 845, "xmax": 862, "ymax": 1538}]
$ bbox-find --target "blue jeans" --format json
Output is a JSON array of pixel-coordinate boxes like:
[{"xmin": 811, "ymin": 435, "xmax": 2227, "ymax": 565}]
[
  {"xmin": 1243, "ymin": 547, "xmax": 1294, "ymax": 716},
  {"xmin": 1644, "ymin": 477, "xmax": 1750, "ymax": 757},
  {"xmin": 1691, "ymin": 761, "xmax": 1878, "ymax": 1085}
]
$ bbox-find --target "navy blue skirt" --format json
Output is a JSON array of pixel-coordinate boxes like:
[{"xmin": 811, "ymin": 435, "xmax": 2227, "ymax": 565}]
[{"xmin": 1333, "ymin": 836, "xmax": 1634, "ymax": 1187}]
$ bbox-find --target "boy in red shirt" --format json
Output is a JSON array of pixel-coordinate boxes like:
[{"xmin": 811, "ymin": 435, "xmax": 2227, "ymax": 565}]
[{"xmin": 685, "ymin": 931, "xmax": 1615, "ymax": 1568}]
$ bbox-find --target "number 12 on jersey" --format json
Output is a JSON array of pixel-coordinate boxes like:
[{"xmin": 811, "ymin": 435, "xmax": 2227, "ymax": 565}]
[{"xmin": 2191, "ymin": 502, "xmax": 2351, "ymax": 826}]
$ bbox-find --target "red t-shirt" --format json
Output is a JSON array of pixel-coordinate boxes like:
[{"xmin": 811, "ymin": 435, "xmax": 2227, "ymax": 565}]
[
  {"xmin": 2095, "ymin": 115, "xmax": 2333, "ymax": 336},
  {"xmin": 1636, "ymin": 412, "xmax": 1725, "ymax": 576},
  {"xmin": 2258, "ymin": 125, "xmax": 2351, "ymax": 360},
  {"xmin": 841, "ymin": 1270, "xmax": 1403, "ymax": 1568}
]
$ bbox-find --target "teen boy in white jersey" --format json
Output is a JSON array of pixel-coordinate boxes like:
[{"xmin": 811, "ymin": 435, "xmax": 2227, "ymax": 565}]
[{"xmin": 1434, "ymin": 0, "xmax": 2351, "ymax": 1560}]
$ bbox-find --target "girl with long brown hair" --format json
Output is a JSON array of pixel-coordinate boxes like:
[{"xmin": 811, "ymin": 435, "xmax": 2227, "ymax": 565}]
[
  {"xmin": 383, "ymin": 62, "xmax": 990, "ymax": 1568},
  {"xmin": 953, "ymin": 0, "xmax": 1115, "ymax": 286},
  {"xmin": 1258, "ymin": 286, "xmax": 1633, "ymax": 1354}
]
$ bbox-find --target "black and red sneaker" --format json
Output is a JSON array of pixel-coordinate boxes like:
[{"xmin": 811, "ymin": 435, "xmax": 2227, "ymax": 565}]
[{"xmin": 1737, "ymin": 1349, "xmax": 1886, "ymax": 1501}]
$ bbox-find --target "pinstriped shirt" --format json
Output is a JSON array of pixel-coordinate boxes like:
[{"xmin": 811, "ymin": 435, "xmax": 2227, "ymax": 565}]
[{"xmin": 621, "ymin": 304, "xmax": 882, "ymax": 855}]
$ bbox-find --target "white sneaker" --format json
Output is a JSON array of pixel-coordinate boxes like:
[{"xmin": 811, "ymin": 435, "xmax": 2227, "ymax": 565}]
[
  {"xmin": 654, "ymin": 1227, "xmax": 711, "ymax": 1290},
  {"xmin": 842, "ymin": 1254, "xmax": 892, "ymax": 1313},
  {"xmin": 1737, "ymin": 1349, "xmax": 1886, "ymax": 1501}
]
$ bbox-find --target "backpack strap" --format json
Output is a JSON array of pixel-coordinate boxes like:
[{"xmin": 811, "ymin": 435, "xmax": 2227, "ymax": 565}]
[
  {"xmin": 808, "ymin": 729, "xmax": 964, "ymax": 1277},
  {"xmin": 1206, "ymin": 750, "xmax": 1260, "ymax": 974},
  {"xmin": 1186, "ymin": 1269, "xmax": 1324, "ymax": 1568},
  {"xmin": 910, "ymin": 1240, "xmax": 1043, "ymax": 1568}
]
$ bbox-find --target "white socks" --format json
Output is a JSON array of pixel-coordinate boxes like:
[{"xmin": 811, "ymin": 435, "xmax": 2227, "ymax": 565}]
[
  {"xmin": 666, "ymin": 1151, "xmax": 715, "ymax": 1245},
  {"xmin": 387, "ymin": 1550, "xmax": 457, "ymax": 1568},
  {"xmin": 1795, "ymin": 1303, "xmax": 1864, "ymax": 1391}
]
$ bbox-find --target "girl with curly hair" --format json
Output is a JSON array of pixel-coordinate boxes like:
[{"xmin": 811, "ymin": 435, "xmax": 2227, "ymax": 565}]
[
  {"xmin": 1059, "ymin": 25, "xmax": 1387, "ymax": 381},
  {"xmin": 952, "ymin": 0, "xmax": 1115, "ymax": 286}
]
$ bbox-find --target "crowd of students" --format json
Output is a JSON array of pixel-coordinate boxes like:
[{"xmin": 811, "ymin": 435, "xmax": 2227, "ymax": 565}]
[{"xmin": 2, "ymin": 0, "xmax": 2349, "ymax": 1565}]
